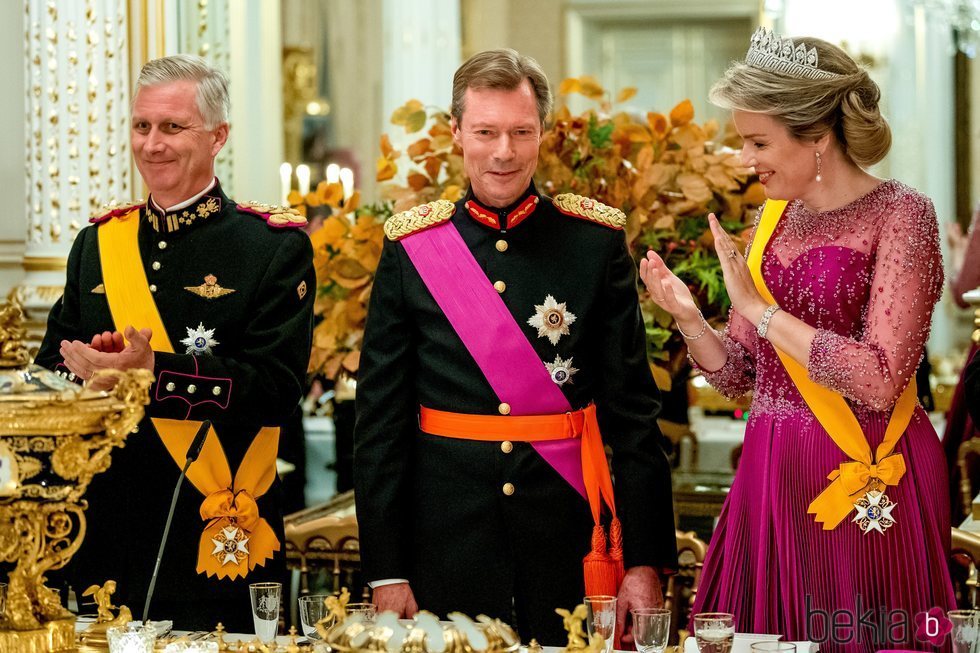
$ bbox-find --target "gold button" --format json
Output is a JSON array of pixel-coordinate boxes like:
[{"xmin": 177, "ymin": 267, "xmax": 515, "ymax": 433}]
[
  {"xmin": 158, "ymin": 241, "xmax": 167, "ymax": 250},
  {"xmin": 502, "ymin": 482, "xmax": 515, "ymax": 496},
  {"xmin": 495, "ymin": 240, "xmax": 508, "ymax": 252},
  {"xmin": 498, "ymin": 402, "xmax": 511, "ymax": 415},
  {"xmin": 149, "ymin": 284, "xmax": 157, "ymax": 293},
  {"xmin": 493, "ymin": 280, "xmax": 506, "ymax": 293},
  {"xmin": 212, "ymin": 386, "xmax": 222, "ymax": 396},
  {"xmin": 187, "ymin": 384, "xmax": 197, "ymax": 394},
  {"xmin": 501, "ymin": 441, "xmax": 513, "ymax": 454},
  {"xmin": 151, "ymin": 261, "xmax": 161, "ymax": 270},
  {"xmin": 165, "ymin": 382, "xmax": 176, "ymax": 391}
]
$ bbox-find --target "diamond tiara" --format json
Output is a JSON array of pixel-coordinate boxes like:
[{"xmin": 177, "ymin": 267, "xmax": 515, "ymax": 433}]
[{"xmin": 745, "ymin": 26, "xmax": 842, "ymax": 81}]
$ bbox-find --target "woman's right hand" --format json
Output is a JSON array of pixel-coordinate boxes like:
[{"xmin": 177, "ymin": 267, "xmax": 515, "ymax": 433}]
[{"xmin": 639, "ymin": 250, "xmax": 702, "ymax": 332}]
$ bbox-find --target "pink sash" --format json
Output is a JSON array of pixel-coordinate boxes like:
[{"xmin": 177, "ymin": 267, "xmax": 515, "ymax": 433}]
[{"xmin": 400, "ymin": 221, "xmax": 587, "ymax": 498}]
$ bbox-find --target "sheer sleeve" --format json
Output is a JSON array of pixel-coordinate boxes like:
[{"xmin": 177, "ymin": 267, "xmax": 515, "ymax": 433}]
[
  {"xmin": 690, "ymin": 308, "xmax": 757, "ymax": 399},
  {"xmin": 807, "ymin": 194, "xmax": 943, "ymax": 411},
  {"xmin": 952, "ymin": 211, "xmax": 980, "ymax": 307}
]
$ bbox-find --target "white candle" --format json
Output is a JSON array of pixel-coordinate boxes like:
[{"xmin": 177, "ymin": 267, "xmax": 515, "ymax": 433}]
[
  {"xmin": 296, "ymin": 164, "xmax": 311, "ymax": 196},
  {"xmin": 326, "ymin": 163, "xmax": 341, "ymax": 184},
  {"xmin": 340, "ymin": 167, "xmax": 354, "ymax": 201},
  {"xmin": 279, "ymin": 162, "xmax": 292, "ymax": 206}
]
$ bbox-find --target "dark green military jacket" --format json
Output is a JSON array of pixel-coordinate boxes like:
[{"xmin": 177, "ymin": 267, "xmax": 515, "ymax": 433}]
[
  {"xmin": 354, "ymin": 184, "xmax": 676, "ymax": 643},
  {"xmin": 35, "ymin": 181, "xmax": 315, "ymax": 631}
]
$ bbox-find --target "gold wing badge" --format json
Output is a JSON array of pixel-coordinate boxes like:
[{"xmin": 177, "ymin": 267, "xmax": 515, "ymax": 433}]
[{"xmin": 184, "ymin": 274, "xmax": 236, "ymax": 300}]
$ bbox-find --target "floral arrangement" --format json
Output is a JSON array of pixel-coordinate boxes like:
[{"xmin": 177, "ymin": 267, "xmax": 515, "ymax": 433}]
[{"xmin": 300, "ymin": 77, "xmax": 763, "ymax": 388}]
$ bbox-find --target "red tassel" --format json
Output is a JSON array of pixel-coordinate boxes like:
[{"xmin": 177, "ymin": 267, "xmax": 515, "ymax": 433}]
[
  {"xmin": 608, "ymin": 517, "xmax": 625, "ymax": 587},
  {"xmin": 583, "ymin": 524, "xmax": 618, "ymax": 596}
]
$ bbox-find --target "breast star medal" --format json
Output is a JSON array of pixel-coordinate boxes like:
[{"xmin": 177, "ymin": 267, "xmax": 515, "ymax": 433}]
[
  {"xmin": 852, "ymin": 490, "xmax": 896, "ymax": 535},
  {"xmin": 545, "ymin": 355, "xmax": 579, "ymax": 386},
  {"xmin": 210, "ymin": 525, "xmax": 250, "ymax": 566},
  {"xmin": 527, "ymin": 295, "xmax": 576, "ymax": 345},
  {"xmin": 180, "ymin": 322, "xmax": 219, "ymax": 355},
  {"xmin": 184, "ymin": 274, "xmax": 236, "ymax": 300}
]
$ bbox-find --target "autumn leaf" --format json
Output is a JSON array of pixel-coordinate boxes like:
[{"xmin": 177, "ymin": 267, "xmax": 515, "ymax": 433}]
[
  {"xmin": 405, "ymin": 110, "xmax": 427, "ymax": 133},
  {"xmin": 441, "ymin": 184, "xmax": 464, "ymax": 202},
  {"xmin": 287, "ymin": 190, "xmax": 304, "ymax": 207},
  {"xmin": 743, "ymin": 181, "xmax": 767, "ymax": 205},
  {"xmin": 390, "ymin": 99, "xmax": 424, "ymax": 126},
  {"xmin": 407, "ymin": 138, "xmax": 432, "ymax": 160},
  {"xmin": 579, "ymin": 75, "xmax": 605, "ymax": 100},
  {"xmin": 669, "ymin": 99, "xmax": 695, "ymax": 127},
  {"xmin": 379, "ymin": 133, "xmax": 396, "ymax": 158},
  {"xmin": 376, "ymin": 156, "xmax": 397, "ymax": 182},
  {"xmin": 559, "ymin": 78, "xmax": 581, "ymax": 95},
  {"xmin": 647, "ymin": 112, "xmax": 669, "ymax": 139},
  {"xmin": 407, "ymin": 172, "xmax": 430, "ymax": 191},
  {"xmin": 424, "ymin": 156, "xmax": 442, "ymax": 181},
  {"xmin": 616, "ymin": 86, "xmax": 638, "ymax": 103}
]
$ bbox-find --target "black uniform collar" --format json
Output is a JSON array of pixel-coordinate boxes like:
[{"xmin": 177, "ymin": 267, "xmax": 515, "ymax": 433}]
[
  {"xmin": 463, "ymin": 183, "xmax": 541, "ymax": 231},
  {"xmin": 144, "ymin": 179, "xmax": 226, "ymax": 234}
]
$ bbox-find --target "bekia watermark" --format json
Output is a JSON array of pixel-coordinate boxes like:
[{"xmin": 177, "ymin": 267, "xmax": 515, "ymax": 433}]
[{"xmin": 805, "ymin": 595, "xmax": 954, "ymax": 647}]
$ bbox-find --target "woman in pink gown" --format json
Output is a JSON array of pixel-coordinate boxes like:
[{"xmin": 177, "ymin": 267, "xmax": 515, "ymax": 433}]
[{"xmin": 640, "ymin": 30, "xmax": 956, "ymax": 653}]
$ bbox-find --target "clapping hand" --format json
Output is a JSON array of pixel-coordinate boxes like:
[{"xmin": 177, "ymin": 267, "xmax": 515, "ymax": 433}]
[{"xmin": 59, "ymin": 326, "xmax": 154, "ymax": 391}]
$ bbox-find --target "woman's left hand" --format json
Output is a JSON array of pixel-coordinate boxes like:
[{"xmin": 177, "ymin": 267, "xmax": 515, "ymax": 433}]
[{"xmin": 708, "ymin": 213, "xmax": 769, "ymax": 324}]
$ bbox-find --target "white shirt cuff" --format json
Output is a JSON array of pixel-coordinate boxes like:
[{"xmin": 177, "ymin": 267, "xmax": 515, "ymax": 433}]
[{"xmin": 367, "ymin": 578, "xmax": 409, "ymax": 589}]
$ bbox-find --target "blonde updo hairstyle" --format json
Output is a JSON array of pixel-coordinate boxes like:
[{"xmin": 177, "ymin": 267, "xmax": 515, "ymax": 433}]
[{"xmin": 710, "ymin": 37, "xmax": 890, "ymax": 168}]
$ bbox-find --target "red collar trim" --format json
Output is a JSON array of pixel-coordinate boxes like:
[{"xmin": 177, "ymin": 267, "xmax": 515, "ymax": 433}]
[{"xmin": 464, "ymin": 194, "xmax": 541, "ymax": 230}]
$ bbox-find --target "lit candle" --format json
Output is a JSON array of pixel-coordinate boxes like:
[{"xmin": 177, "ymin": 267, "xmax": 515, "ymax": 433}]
[
  {"xmin": 326, "ymin": 163, "xmax": 341, "ymax": 184},
  {"xmin": 296, "ymin": 164, "xmax": 310, "ymax": 196},
  {"xmin": 340, "ymin": 167, "xmax": 354, "ymax": 201},
  {"xmin": 279, "ymin": 162, "xmax": 292, "ymax": 206}
]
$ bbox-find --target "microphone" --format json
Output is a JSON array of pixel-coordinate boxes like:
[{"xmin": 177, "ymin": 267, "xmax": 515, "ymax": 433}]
[{"xmin": 142, "ymin": 420, "xmax": 212, "ymax": 624}]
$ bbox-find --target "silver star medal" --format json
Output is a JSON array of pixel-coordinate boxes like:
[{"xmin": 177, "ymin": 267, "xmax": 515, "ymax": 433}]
[
  {"xmin": 211, "ymin": 525, "xmax": 250, "ymax": 566},
  {"xmin": 545, "ymin": 355, "xmax": 579, "ymax": 386},
  {"xmin": 527, "ymin": 295, "xmax": 576, "ymax": 345},
  {"xmin": 180, "ymin": 322, "xmax": 219, "ymax": 355},
  {"xmin": 852, "ymin": 490, "xmax": 896, "ymax": 535}
]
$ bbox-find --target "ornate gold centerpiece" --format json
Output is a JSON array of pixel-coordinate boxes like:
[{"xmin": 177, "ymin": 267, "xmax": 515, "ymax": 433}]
[{"xmin": 0, "ymin": 301, "xmax": 153, "ymax": 653}]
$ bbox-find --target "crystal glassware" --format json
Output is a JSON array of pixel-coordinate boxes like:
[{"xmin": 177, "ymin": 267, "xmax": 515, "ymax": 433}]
[
  {"xmin": 346, "ymin": 602, "xmax": 377, "ymax": 623},
  {"xmin": 693, "ymin": 612, "xmax": 735, "ymax": 653},
  {"xmin": 948, "ymin": 610, "xmax": 980, "ymax": 653},
  {"xmin": 107, "ymin": 623, "xmax": 156, "ymax": 653},
  {"xmin": 749, "ymin": 643, "xmax": 796, "ymax": 653},
  {"xmin": 631, "ymin": 608, "xmax": 671, "ymax": 653},
  {"xmin": 584, "ymin": 595, "xmax": 617, "ymax": 653},
  {"xmin": 298, "ymin": 594, "xmax": 331, "ymax": 640},
  {"xmin": 249, "ymin": 582, "xmax": 282, "ymax": 643}
]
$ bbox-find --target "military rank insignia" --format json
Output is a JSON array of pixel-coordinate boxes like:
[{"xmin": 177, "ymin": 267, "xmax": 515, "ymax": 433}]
[
  {"xmin": 185, "ymin": 274, "xmax": 236, "ymax": 300},
  {"xmin": 527, "ymin": 295, "xmax": 576, "ymax": 345},
  {"xmin": 297, "ymin": 280, "xmax": 307, "ymax": 300},
  {"xmin": 180, "ymin": 322, "xmax": 219, "ymax": 355}
]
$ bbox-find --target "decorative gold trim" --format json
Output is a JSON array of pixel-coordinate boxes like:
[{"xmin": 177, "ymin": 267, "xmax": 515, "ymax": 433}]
[
  {"xmin": 384, "ymin": 200, "xmax": 456, "ymax": 241},
  {"xmin": 0, "ymin": 616, "xmax": 76, "ymax": 653},
  {"xmin": 22, "ymin": 257, "xmax": 68, "ymax": 272},
  {"xmin": 553, "ymin": 193, "xmax": 626, "ymax": 229}
]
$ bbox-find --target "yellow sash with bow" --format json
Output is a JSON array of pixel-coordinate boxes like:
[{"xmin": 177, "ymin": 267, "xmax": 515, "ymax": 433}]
[
  {"xmin": 97, "ymin": 208, "xmax": 280, "ymax": 578},
  {"xmin": 747, "ymin": 200, "xmax": 918, "ymax": 530}
]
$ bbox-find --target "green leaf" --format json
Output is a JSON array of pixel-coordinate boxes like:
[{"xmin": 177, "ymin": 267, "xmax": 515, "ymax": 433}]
[
  {"xmin": 405, "ymin": 110, "xmax": 427, "ymax": 133},
  {"xmin": 587, "ymin": 114, "xmax": 614, "ymax": 149}
]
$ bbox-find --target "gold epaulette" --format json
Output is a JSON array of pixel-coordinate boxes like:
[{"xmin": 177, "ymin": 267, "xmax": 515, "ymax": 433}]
[
  {"xmin": 552, "ymin": 194, "xmax": 626, "ymax": 230},
  {"xmin": 384, "ymin": 200, "xmax": 455, "ymax": 241},
  {"xmin": 236, "ymin": 201, "xmax": 308, "ymax": 228},
  {"xmin": 88, "ymin": 199, "xmax": 145, "ymax": 224}
]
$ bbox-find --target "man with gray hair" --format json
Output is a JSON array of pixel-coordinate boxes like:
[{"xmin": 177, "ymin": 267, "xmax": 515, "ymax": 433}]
[
  {"xmin": 36, "ymin": 54, "xmax": 315, "ymax": 630},
  {"xmin": 355, "ymin": 49, "xmax": 676, "ymax": 644}
]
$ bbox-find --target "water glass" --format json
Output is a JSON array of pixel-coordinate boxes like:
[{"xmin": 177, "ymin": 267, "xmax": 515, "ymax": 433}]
[
  {"xmin": 584, "ymin": 595, "xmax": 617, "ymax": 653},
  {"xmin": 749, "ymin": 643, "xmax": 796, "ymax": 653},
  {"xmin": 107, "ymin": 623, "xmax": 156, "ymax": 653},
  {"xmin": 298, "ymin": 594, "xmax": 330, "ymax": 640},
  {"xmin": 631, "ymin": 608, "xmax": 671, "ymax": 653},
  {"xmin": 347, "ymin": 602, "xmax": 377, "ymax": 622},
  {"xmin": 249, "ymin": 582, "xmax": 281, "ymax": 643},
  {"xmin": 693, "ymin": 612, "xmax": 735, "ymax": 653},
  {"xmin": 163, "ymin": 641, "xmax": 219, "ymax": 653},
  {"xmin": 948, "ymin": 610, "xmax": 980, "ymax": 653}
]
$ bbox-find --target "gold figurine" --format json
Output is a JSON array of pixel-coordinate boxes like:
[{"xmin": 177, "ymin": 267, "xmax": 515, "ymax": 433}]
[{"xmin": 556, "ymin": 604, "xmax": 589, "ymax": 652}]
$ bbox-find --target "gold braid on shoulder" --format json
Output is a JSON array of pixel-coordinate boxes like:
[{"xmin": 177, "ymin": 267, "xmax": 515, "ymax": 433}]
[
  {"xmin": 552, "ymin": 193, "xmax": 626, "ymax": 230},
  {"xmin": 384, "ymin": 199, "xmax": 456, "ymax": 240}
]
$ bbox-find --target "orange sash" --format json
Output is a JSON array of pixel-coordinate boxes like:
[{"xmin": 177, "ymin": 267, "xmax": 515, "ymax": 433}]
[{"xmin": 97, "ymin": 209, "xmax": 280, "ymax": 578}]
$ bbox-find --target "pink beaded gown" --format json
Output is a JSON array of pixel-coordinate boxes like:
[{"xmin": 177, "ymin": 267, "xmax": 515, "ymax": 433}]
[{"xmin": 690, "ymin": 180, "xmax": 956, "ymax": 653}]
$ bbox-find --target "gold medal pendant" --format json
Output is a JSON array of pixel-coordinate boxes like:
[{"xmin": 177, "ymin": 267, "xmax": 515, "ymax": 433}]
[{"xmin": 852, "ymin": 490, "xmax": 896, "ymax": 535}]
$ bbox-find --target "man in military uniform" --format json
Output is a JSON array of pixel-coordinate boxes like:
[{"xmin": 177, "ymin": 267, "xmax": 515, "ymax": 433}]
[
  {"xmin": 35, "ymin": 54, "xmax": 315, "ymax": 630},
  {"xmin": 354, "ymin": 49, "xmax": 676, "ymax": 645}
]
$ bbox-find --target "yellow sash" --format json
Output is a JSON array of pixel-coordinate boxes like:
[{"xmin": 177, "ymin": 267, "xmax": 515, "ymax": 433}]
[
  {"xmin": 747, "ymin": 200, "xmax": 918, "ymax": 530},
  {"xmin": 97, "ymin": 209, "xmax": 281, "ymax": 578}
]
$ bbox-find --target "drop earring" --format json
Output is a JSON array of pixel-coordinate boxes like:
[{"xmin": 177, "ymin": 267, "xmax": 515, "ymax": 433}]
[{"xmin": 815, "ymin": 151, "xmax": 823, "ymax": 182}]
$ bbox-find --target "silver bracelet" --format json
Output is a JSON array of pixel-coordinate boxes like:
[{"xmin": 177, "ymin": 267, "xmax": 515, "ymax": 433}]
[
  {"xmin": 677, "ymin": 310, "xmax": 707, "ymax": 340},
  {"xmin": 756, "ymin": 304, "xmax": 782, "ymax": 339}
]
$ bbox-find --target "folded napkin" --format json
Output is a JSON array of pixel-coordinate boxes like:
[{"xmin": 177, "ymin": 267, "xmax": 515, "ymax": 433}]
[{"xmin": 683, "ymin": 633, "xmax": 818, "ymax": 653}]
